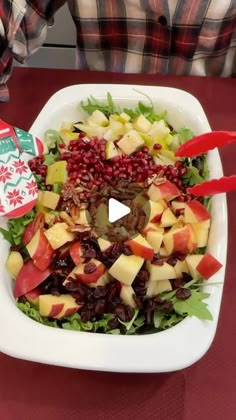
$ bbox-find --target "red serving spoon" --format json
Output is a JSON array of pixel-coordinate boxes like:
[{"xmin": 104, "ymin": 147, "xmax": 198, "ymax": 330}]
[{"xmin": 175, "ymin": 131, "xmax": 236, "ymax": 196}]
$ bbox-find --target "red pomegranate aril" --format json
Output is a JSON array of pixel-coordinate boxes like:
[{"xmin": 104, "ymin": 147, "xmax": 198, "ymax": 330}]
[
  {"xmin": 153, "ymin": 143, "xmax": 162, "ymax": 150},
  {"xmin": 180, "ymin": 167, "xmax": 188, "ymax": 175}
]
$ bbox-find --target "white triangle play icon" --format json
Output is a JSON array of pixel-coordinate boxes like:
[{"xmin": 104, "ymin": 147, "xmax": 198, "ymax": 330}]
[{"xmin": 108, "ymin": 198, "xmax": 131, "ymax": 223}]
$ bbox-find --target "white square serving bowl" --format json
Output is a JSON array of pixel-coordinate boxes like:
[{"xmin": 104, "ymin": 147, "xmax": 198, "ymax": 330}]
[{"xmin": 0, "ymin": 84, "xmax": 227, "ymax": 372}]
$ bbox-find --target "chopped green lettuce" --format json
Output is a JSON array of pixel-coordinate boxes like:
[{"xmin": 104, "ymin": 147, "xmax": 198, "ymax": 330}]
[{"xmin": 0, "ymin": 209, "xmax": 36, "ymax": 246}]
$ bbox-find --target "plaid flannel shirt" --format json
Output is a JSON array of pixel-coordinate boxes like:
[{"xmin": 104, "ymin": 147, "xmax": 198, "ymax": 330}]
[{"xmin": 0, "ymin": 0, "xmax": 236, "ymax": 101}]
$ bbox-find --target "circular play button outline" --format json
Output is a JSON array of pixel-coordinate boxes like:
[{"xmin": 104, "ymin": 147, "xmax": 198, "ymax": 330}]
[{"xmin": 87, "ymin": 181, "xmax": 151, "ymax": 242}]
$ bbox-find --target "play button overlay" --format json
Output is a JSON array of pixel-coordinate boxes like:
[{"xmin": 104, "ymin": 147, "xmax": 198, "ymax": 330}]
[
  {"xmin": 88, "ymin": 181, "xmax": 151, "ymax": 242},
  {"xmin": 108, "ymin": 198, "xmax": 131, "ymax": 223}
]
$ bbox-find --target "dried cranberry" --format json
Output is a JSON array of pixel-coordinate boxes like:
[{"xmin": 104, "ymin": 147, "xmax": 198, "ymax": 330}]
[
  {"xmin": 84, "ymin": 262, "xmax": 97, "ymax": 274},
  {"xmin": 176, "ymin": 288, "xmax": 192, "ymax": 300},
  {"xmin": 122, "ymin": 244, "xmax": 133, "ymax": 256},
  {"xmin": 108, "ymin": 316, "xmax": 119, "ymax": 329},
  {"xmin": 114, "ymin": 304, "xmax": 127, "ymax": 321}
]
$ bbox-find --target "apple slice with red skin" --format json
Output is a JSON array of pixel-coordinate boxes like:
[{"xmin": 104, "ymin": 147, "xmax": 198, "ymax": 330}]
[
  {"xmin": 69, "ymin": 242, "xmax": 83, "ymax": 266},
  {"xmin": 73, "ymin": 259, "xmax": 105, "ymax": 284},
  {"xmin": 184, "ymin": 200, "xmax": 211, "ymax": 223},
  {"xmin": 142, "ymin": 223, "xmax": 163, "ymax": 236},
  {"xmin": 26, "ymin": 228, "xmax": 54, "ymax": 271},
  {"xmin": 125, "ymin": 234, "xmax": 154, "ymax": 260},
  {"xmin": 148, "ymin": 200, "xmax": 164, "ymax": 223},
  {"xmin": 163, "ymin": 224, "xmax": 197, "ymax": 256},
  {"xmin": 25, "ymin": 287, "xmax": 42, "ymax": 306},
  {"xmin": 14, "ymin": 260, "xmax": 52, "ymax": 298},
  {"xmin": 148, "ymin": 179, "xmax": 180, "ymax": 202},
  {"xmin": 22, "ymin": 221, "xmax": 35, "ymax": 245},
  {"xmin": 196, "ymin": 253, "xmax": 223, "ymax": 280},
  {"xmin": 39, "ymin": 294, "xmax": 79, "ymax": 319}
]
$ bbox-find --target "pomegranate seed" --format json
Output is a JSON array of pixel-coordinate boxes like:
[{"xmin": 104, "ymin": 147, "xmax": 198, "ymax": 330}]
[{"xmin": 153, "ymin": 143, "xmax": 162, "ymax": 150}]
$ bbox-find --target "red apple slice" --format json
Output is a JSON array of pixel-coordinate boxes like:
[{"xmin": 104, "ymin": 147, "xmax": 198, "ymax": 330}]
[
  {"xmin": 148, "ymin": 179, "xmax": 180, "ymax": 202},
  {"xmin": 69, "ymin": 242, "xmax": 83, "ymax": 266},
  {"xmin": 14, "ymin": 260, "xmax": 52, "ymax": 298},
  {"xmin": 22, "ymin": 221, "xmax": 35, "ymax": 245},
  {"xmin": 25, "ymin": 287, "xmax": 42, "ymax": 307},
  {"xmin": 73, "ymin": 259, "xmax": 105, "ymax": 284},
  {"xmin": 108, "ymin": 254, "xmax": 144, "ymax": 286},
  {"xmin": 163, "ymin": 224, "xmax": 197, "ymax": 256},
  {"xmin": 146, "ymin": 261, "xmax": 177, "ymax": 281},
  {"xmin": 125, "ymin": 234, "xmax": 154, "ymax": 260},
  {"xmin": 159, "ymin": 207, "xmax": 178, "ymax": 227},
  {"xmin": 196, "ymin": 253, "xmax": 223, "ymax": 280},
  {"xmin": 148, "ymin": 200, "xmax": 165, "ymax": 223},
  {"xmin": 39, "ymin": 294, "xmax": 79, "ymax": 319},
  {"xmin": 184, "ymin": 200, "xmax": 211, "ymax": 223},
  {"xmin": 26, "ymin": 228, "xmax": 54, "ymax": 271}
]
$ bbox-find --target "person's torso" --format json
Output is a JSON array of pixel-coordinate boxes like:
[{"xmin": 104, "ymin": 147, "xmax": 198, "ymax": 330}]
[{"xmin": 68, "ymin": 0, "xmax": 236, "ymax": 76}]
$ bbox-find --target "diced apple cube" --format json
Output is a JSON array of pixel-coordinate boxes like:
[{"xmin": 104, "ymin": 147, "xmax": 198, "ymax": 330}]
[
  {"xmin": 73, "ymin": 259, "xmax": 105, "ymax": 284},
  {"xmin": 163, "ymin": 224, "xmax": 197, "ymax": 256},
  {"xmin": 185, "ymin": 254, "xmax": 204, "ymax": 280},
  {"xmin": 105, "ymin": 141, "xmax": 120, "ymax": 159},
  {"xmin": 148, "ymin": 179, "xmax": 180, "ymax": 202},
  {"xmin": 87, "ymin": 110, "xmax": 109, "ymax": 127},
  {"xmin": 117, "ymin": 130, "xmax": 144, "ymax": 155},
  {"xmin": 171, "ymin": 201, "xmax": 186, "ymax": 214},
  {"xmin": 89, "ymin": 271, "xmax": 111, "ymax": 288},
  {"xmin": 39, "ymin": 294, "xmax": 79, "ymax": 319},
  {"xmin": 147, "ymin": 200, "xmax": 165, "ymax": 223},
  {"xmin": 191, "ymin": 222, "xmax": 210, "ymax": 248},
  {"xmin": 159, "ymin": 207, "xmax": 178, "ymax": 227},
  {"xmin": 133, "ymin": 115, "xmax": 152, "ymax": 133},
  {"xmin": 120, "ymin": 285, "xmax": 137, "ymax": 308},
  {"xmin": 46, "ymin": 161, "xmax": 68, "ymax": 185},
  {"xmin": 184, "ymin": 200, "xmax": 211, "ymax": 223},
  {"xmin": 147, "ymin": 120, "xmax": 170, "ymax": 140},
  {"xmin": 119, "ymin": 112, "xmax": 131, "ymax": 123},
  {"xmin": 40, "ymin": 191, "xmax": 60, "ymax": 210},
  {"xmin": 44, "ymin": 222, "xmax": 75, "ymax": 250},
  {"xmin": 146, "ymin": 261, "xmax": 176, "ymax": 281},
  {"xmin": 195, "ymin": 253, "xmax": 222, "ymax": 280},
  {"xmin": 73, "ymin": 124, "xmax": 107, "ymax": 138},
  {"xmin": 174, "ymin": 259, "xmax": 189, "ymax": 278},
  {"xmin": 5, "ymin": 251, "xmax": 24, "ymax": 279},
  {"xmin": 98, "ymin": 237, "xmax": 112, "ymax": 251},
  {"xmin": 76, "ymin": 209, "xmax": 91, "ymax": 225},
  {"xmin": 108, "ymin": 254, "xmax": 144, "ymax": 286},
  {"xmin": 146, "ymin": 279, "xmax": 172, "ymax": 297},
  {"xmin": 159, "ymin": 246, "xmax": 169, "ymax": 257},
  {"xmin": 146, "ymin": 230, "xmax": 163, "ymax": 253},
  {"xmin": 125, "ymin": 234, "xmax": 154, "ymax": 260}
]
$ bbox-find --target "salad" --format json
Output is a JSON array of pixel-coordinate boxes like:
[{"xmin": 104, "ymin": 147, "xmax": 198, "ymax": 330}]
[{"xmin": 1, "ymin": 93, "xmax": 223, "ymax": 335}]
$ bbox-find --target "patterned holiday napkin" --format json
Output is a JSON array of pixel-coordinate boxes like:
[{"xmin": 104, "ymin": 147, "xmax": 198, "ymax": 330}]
[{"xmin": 0, "ymin": 120, "xmax": 44, "ymax": 218}]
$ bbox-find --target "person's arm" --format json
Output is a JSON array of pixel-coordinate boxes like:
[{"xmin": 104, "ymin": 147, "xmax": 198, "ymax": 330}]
[{"xmin": 0, "ymin": 0, "xmax": 66, "ymax": 102}]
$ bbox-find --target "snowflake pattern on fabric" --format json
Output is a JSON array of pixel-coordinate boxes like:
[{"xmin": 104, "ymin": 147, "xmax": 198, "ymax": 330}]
[{"xmin": 0, "ymin": 119, "xmax": 43, "ymax": 217}]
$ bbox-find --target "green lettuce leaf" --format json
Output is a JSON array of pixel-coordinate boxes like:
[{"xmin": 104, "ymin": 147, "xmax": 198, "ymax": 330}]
[
  {"xmin": 176, "ymin": 128, "xmax": 194, "ymax": 144},
  {"xmin": 173, "ymin": 290, "xmax": 213, "ymax": 320},
  {"xmin": 0, "ymin": 209, "xmax": 36, "ymax": 246},
  {"xmin": 81, "ymin": 92, "xmax": 119, "ymax": 115},
  {"xmin": 17, "ymin": 302, "xmax": 58, "ymax": 327}
]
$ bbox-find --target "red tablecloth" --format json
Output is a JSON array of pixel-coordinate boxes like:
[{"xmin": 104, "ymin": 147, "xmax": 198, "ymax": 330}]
[{"xmin": 0, "ymin": 68, "xmax": 236, "ymax": 420}]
